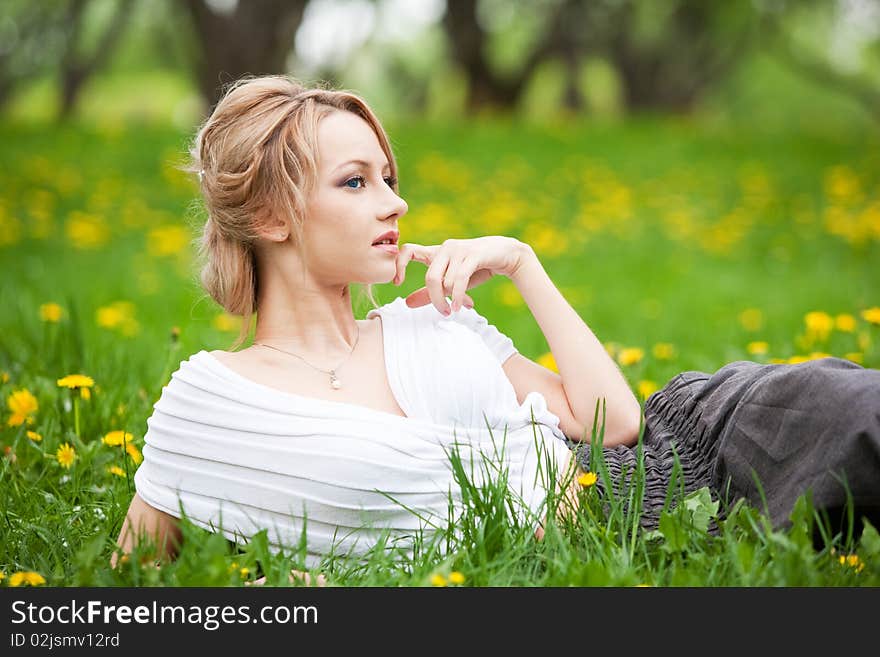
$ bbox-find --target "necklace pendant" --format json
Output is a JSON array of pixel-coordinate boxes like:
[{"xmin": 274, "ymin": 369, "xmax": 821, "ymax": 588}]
[{"xmin": 329, "ymin": 370, "xmax": 342, "ymax": 390}]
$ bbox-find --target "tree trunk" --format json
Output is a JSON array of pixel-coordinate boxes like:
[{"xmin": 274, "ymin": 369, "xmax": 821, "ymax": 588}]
[
  {"xmin": 609, "ymin": 0, "xmax": 755, "ymax": 113},
  {"xmin": 183, "ymin": 0, "xmax": 308, "ymax": 110},
  {"xmin": 442, "ymin": 0, "xmax": 581, "ymax": 114},
  {"xmin": 58, "ymin": 0, "xmax": 137, "ymax": 120}
]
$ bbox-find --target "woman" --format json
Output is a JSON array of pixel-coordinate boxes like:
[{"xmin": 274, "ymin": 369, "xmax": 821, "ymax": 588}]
[{"xmin": 113, "ymin": 75, "xmax": 880, "ymax": 579}]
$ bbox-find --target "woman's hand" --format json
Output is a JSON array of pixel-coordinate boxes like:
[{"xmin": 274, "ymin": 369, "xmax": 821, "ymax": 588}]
[{"xmin": 393, "ymin": 236, "xmax": 532, "ymax": 314}]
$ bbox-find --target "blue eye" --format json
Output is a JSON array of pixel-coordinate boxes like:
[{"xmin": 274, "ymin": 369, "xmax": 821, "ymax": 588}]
[{"xmin": 344, "ymin": 175, "xmax": 398, "ymax": 189}]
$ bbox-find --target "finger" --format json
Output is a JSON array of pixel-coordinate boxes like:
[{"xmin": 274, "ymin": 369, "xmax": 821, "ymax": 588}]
[
  {"xmin": 424, "ymin": 251, "xmax": 452, "ymax": 315},
  {"xmin": 449, "ymin": 256, "xmax": 474, "ymax": 312},
  {"xmin": 394, "ymin": 243, "xmax": 437, "ymax": 286},
  {"xmin": 406, "ymin": 288, "xmax": 474, "ymax": 309},
  {"xmin": 443, "ymin": 256, "xmax": 459, "ymax": 308},
  {"xmin": 393, "ymin": 243, "xmax": 415, "ymax": 286}
]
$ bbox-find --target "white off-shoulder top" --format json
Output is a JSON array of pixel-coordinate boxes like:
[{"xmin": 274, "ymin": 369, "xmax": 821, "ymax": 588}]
[{"xmin": 134, "ymin": 296, "xmax": 573, "ymax": 568}]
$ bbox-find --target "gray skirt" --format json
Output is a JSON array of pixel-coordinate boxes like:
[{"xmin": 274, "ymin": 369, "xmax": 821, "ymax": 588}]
[{"xmin": 572, "ymin": 357, "xmax": 880, "ymax": 532}]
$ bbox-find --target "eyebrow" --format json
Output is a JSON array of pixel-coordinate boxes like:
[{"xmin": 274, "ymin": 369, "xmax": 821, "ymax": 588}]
[{"xmin": 332, "ymin": 159, "xmax": 391, "ymax": 174}]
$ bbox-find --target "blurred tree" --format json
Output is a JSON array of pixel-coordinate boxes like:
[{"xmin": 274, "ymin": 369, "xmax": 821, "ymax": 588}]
[
  {"xmin": 441, "ymin": 0, "xmax": 760, "ymax": 114},
  {"xmin": 601, "ymin": 0, "xmax": 759, "ymax": 112},
  {"xmin": 758, "ymin": 0, "xmax": 880, "ymax": 122},
  {"xmin": 59, "ymin": 0, "xmax": 137, "ymax": 119},
  {"xmin": 182, "ymin": 0, "xmax": 308, "ymax": 108},
  {"xmin": 0, "ymin": 2, "xmax": 64, "ymax": 111},
  {"xmin": 442, "ymin": 0, "xmax": 583, "ymax": 113},
  {"xmin": 0, "ymin": 0, "xmax": 136, "ymax": 119}
]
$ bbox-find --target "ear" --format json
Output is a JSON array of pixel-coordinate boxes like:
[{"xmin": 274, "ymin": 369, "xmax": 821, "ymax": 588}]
[{"xmin": 254, "ymin": 210, "xmax": 290, "ymax": 243}]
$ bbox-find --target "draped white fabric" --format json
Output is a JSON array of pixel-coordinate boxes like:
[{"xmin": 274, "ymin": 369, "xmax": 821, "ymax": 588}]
[{"xmin": 135, "ymin": 297, "xmax": 572, "ymax": 567}]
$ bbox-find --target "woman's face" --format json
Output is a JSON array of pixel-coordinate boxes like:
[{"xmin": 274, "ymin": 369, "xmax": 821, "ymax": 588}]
[{"xmin": 301, "ymin": 110, "xmax": 408, "ymax": 287}]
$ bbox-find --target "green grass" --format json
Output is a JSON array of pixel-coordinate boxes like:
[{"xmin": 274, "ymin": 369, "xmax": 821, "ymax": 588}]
[{"xmin": 1, "ymin": 114, "xmax": 878, "ymax": 586}]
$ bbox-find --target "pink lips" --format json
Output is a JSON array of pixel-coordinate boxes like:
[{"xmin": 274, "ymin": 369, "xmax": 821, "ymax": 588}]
[{"xmin": 373, "ymin": 243, "xmax": 399, "ymax": 255}]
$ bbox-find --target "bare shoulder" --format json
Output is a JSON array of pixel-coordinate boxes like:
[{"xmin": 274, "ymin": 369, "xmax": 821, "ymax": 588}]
[
  {"xmin": 207, "ymin": 348, "xmax": 236, "ymax": 366},
  {"xmin": 206, "ymin": 347, "xmax": 273, "ymax": 382},
  {"xmin": 208, "ymin": 347, "xmax": 265, "ymax": 369}
]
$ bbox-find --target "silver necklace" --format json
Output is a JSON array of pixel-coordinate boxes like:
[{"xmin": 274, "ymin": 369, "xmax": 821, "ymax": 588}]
[{"xmin": 253, "ymin": 325, "xmax": 360, "ymax": 390}]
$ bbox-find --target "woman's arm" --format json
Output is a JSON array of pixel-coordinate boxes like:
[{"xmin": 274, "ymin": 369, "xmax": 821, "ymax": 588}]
[
  {"xmin": 111, "ymin": 493, "xmax": 183, "ymax": 568},
  {"xmin": 395, "ymin": 237, "xmax": 642, "ymax": 447},
  {"xmin": 509, "ymin": 244, "xmax": 643, "ymax": 447},
  {"xmin": 111, "ymin": 493, "xmax": 327, "ymax": 585}
]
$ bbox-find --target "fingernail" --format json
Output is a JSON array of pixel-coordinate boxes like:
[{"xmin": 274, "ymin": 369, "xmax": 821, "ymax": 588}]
[{"xmin": 442, "ymin": 307, "xmax": 451, "ymax": 316}]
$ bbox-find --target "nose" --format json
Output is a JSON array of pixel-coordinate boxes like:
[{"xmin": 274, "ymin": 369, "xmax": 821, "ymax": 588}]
[{"xmin": 381, "ymin": 183, "xmax": 408, "ymax": 221}]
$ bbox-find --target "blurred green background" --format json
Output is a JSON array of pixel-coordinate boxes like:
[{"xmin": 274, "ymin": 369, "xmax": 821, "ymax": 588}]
[{"xmin": 1, "ymin": 0, "xmax": 879, "ymax": 464}]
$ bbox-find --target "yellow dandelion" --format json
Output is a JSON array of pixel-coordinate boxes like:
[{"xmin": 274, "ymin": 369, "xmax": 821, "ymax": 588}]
[
  {"xmin": 95, "ymin": 302, "xmax": 140, "ymax": 336},
  {"xmin": 0, "ymin": 571, "xmax": 5, "ymax": 583},
  {"xmin": 448, "ymin": 571, "xmax": 466, "ymax": 585},
  {"xmin": 769, "ymin": 357, "xmax": 788, "ymax": 364},
  {"xmin": 239, "ymin": 567, "xmax": 250, "ymax": 578},
  {"xmin": 738, "ymin": 308, "xmax": 763, "ymax": 332},
  {"xmin": 846, "ymin": 555, "xmax": 865, "ymax": 573},
  {"xmin": 577, "ymin": 471, "xmax": 598, "ymax": 488},
  {"xmin": 652, "ymin": 343, "xmax": 676, "ymax": 360},
  {"xmin": 844, "ymin": 352, "xmax": 863, "ymax": 364},
  {"xmin": 637, "ymin": 380, "xmax": 658, "ymax": 400},
  {"xmin": 430, "ymin": 573, "xmax": 448, "ymax": 587},
  {"xmin": 746, "ymin": 341, "xmax": 769, "ymax": 355},
  {"xmin": 804, "ymin": 311, "xmax": 834, "ymax": 341},
  {"xmin": 26, "ymin": 430, "xmax": 42, "ymax": 442},
  {"xmin": 96, "ymin": 305, "xmax": 124, "ymax": 329},
  {"xmin": 56, "ymin": 442, "xmax": 76, "ymax": 469},
  {"xmin": 66, "ymin": 210, "xmax": 109, "ymax": 249},
  {"xmin": 617, "ymin": 347, "xmax": 644, "ymax": 367},
  {"xmin": 6, "ymin": 388, "xmax": 38, "ymax": 427},
  {"xmin": 839, "ymin": 554, "xmax": 865, "ymax": 573},
  {"xmin": 147, "ymin": 225, "xmax": 190, "ymax": 257},
  {"xmin": 1, "ymin": 371, "xmax": 8, "ymax": 383},
  {"xmin": 835, "ymin": 314, "xmax": 856, "ymax": 333},
  {"xmin": 498, "ymin": 280, "xmax": 524, "ymax": 307},
  {"xmin": 107, "ymin": 465, "xmax": 126, "ymax": 477},
  {"xmin": 126, "ymin": 442, "xmax": 143, "ymax": 465},
  {"xmin": 807, "ymin": 352, "xmax": 832, "ymax": 361},
  {"xmin": 787, "ymin": 355, "xmax": 810, "ymax": 364},
  {"xmin": 102, "ymin": 430, "xmax": 135, "ymax": 446},
  {"xmin": 39, "ymin": 302, "xmax": 64, "ymax": 323},
  {"xmin": 537, "ymin": 352, "xmax": 558, "ymax": 374},
  {"xmin": 56, "ymin": 374, "xmax": 95, "ymax": 390},
  {"xmin": 9, "ymin": 571, "xmax": 46, "ymax": 587},
  {"xmin": 861, "ymin": 307, "xmax": 880, "ymax": 325},
  {"xmin": 212, "ymin": 312, "xmax": 242, "ymax": 332}
]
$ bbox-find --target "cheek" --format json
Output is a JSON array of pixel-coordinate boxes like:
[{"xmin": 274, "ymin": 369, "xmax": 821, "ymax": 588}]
[{"xmin": 306, "ymin": 216, "xmax": 363, "ymax": 256}]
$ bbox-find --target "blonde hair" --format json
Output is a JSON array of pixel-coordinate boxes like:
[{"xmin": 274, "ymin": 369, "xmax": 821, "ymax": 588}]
[{"xmin": 184, "ymin": 74, "xmax": 399, "ymax": 350}]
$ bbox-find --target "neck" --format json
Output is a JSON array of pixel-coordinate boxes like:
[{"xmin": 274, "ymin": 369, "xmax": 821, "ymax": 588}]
[{"xmin": 253, "ymin": 275, "xmax": 360, "ymax": 363}]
